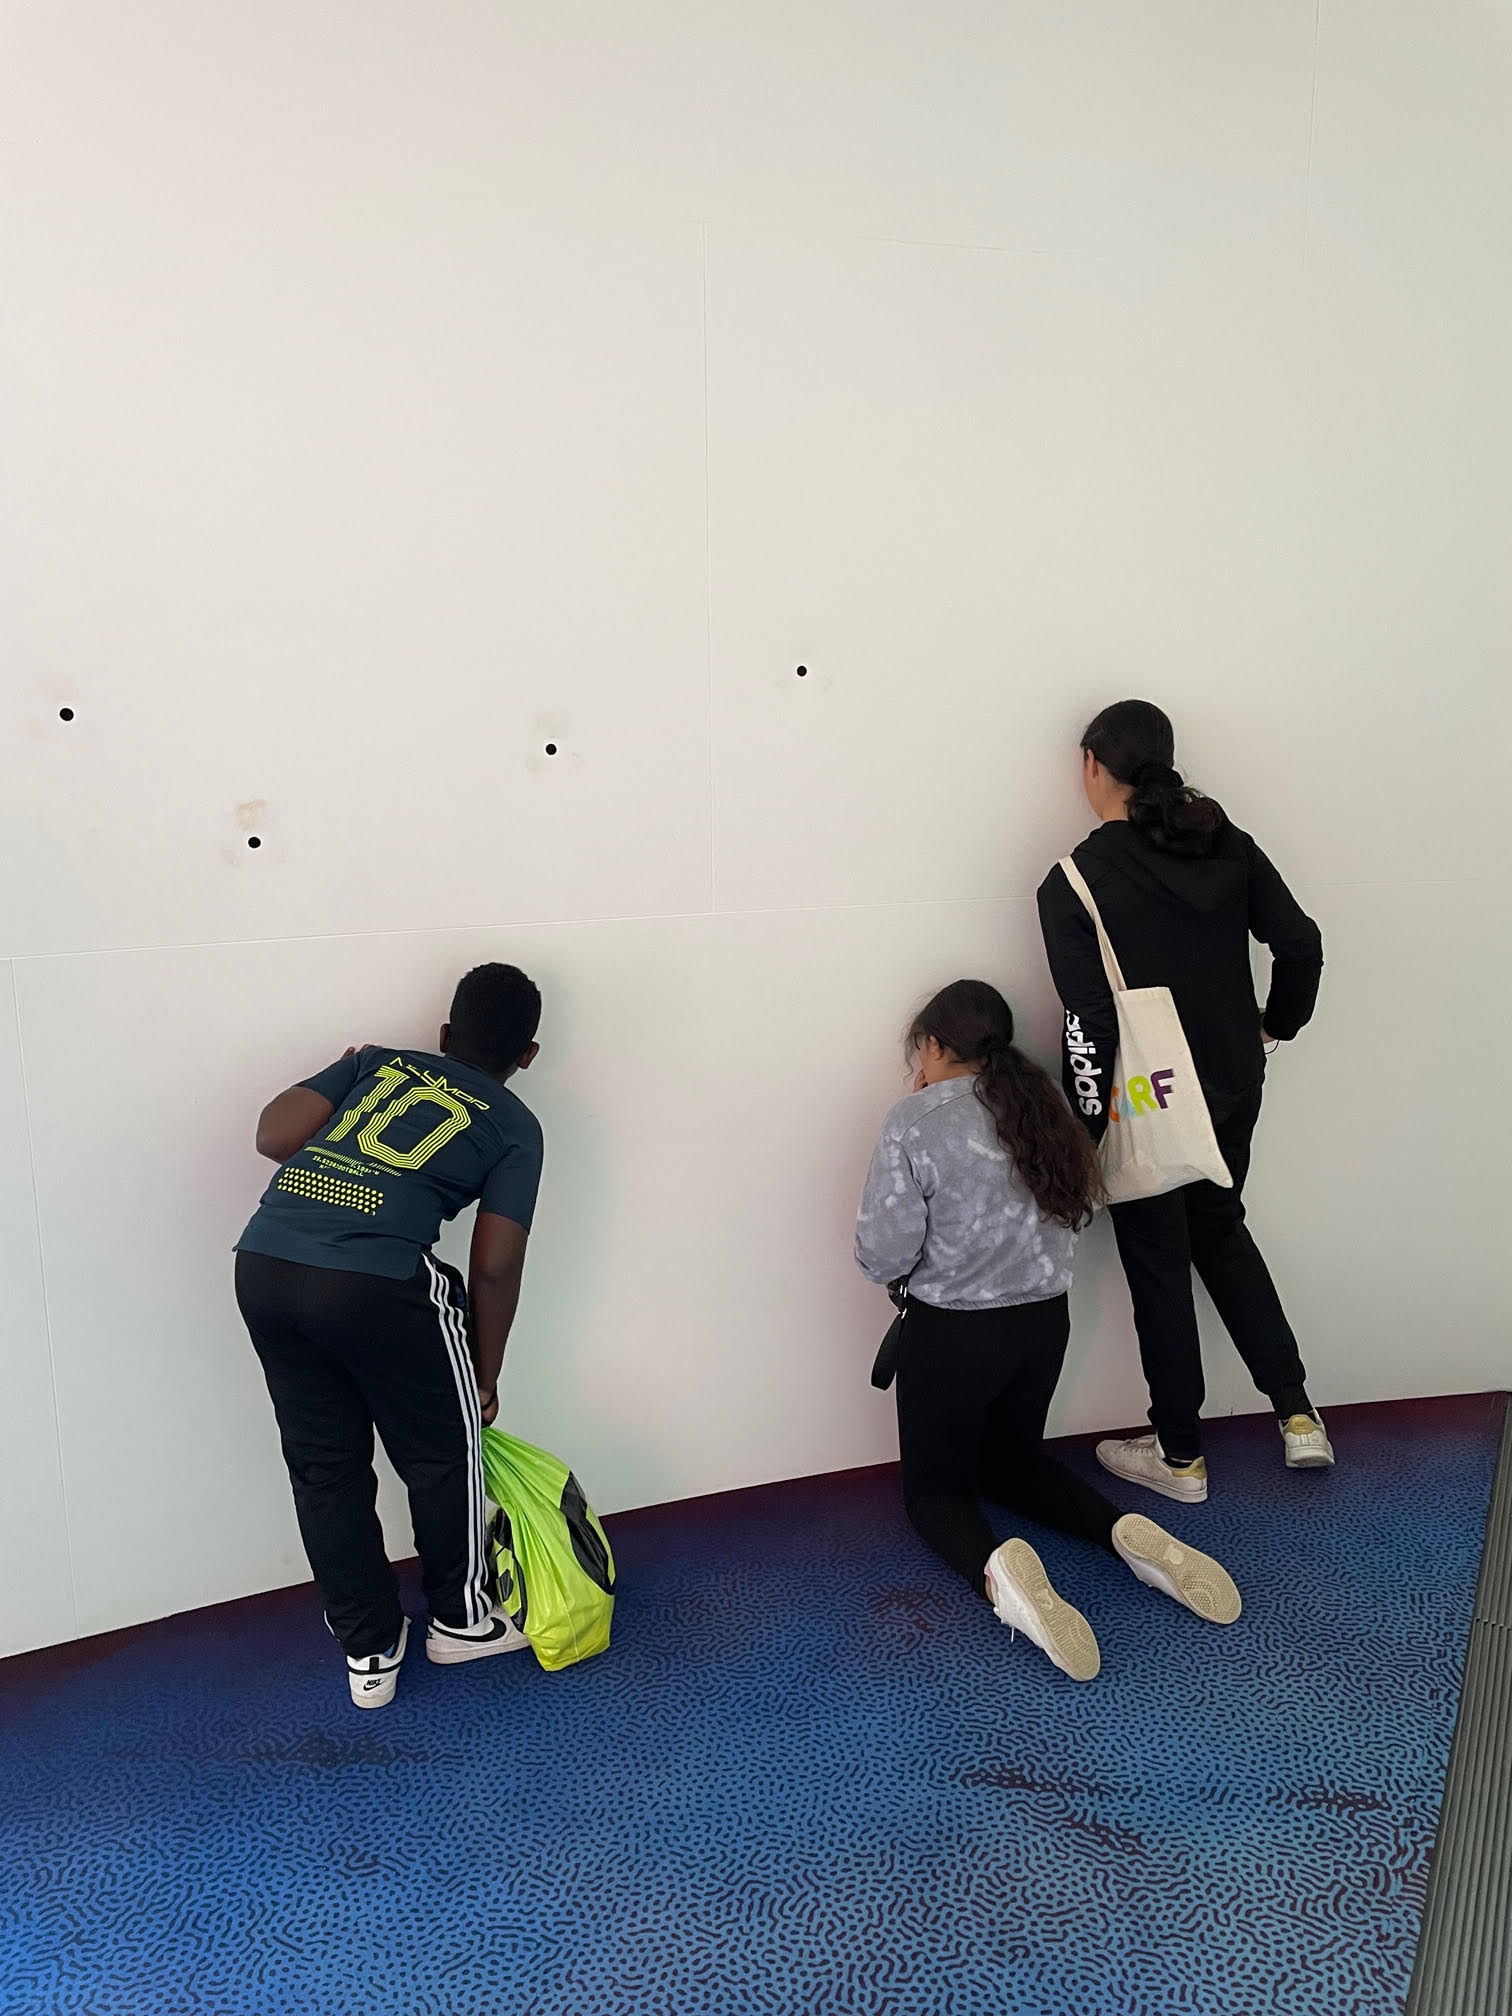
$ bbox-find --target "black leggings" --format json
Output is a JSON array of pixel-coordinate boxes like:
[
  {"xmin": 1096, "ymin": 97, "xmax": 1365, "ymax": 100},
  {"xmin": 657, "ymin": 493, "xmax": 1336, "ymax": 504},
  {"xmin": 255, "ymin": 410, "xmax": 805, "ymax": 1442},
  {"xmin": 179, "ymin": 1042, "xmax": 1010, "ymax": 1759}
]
[
  {"xmin": 895, "ymin": 1293, "xmax": 1119, "ymax": 1596},
  {"xmin": 1108, "ymin": 1091, "xmax": 1311, "ymax": 1463}
]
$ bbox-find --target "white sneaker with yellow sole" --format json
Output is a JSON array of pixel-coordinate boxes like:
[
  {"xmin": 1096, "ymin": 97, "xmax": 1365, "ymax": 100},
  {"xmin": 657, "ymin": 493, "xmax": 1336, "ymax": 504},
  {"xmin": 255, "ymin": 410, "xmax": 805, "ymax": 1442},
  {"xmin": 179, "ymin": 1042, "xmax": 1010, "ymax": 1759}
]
[
  {"xmin": 985, "ymin": 1538, "xmax": 1101, "ymax": 1681},
  {"xmin": 1096, "ymin": 1433, "xmax": 1209, "ymax": 1504},
  {"xmin": 1281, "ymin": 1412, "xmax": 1336, "ymax": 1469},
  {"xmin": 1112, "ymin": 1514, "xmax": 1242, "ymax": 1625}
]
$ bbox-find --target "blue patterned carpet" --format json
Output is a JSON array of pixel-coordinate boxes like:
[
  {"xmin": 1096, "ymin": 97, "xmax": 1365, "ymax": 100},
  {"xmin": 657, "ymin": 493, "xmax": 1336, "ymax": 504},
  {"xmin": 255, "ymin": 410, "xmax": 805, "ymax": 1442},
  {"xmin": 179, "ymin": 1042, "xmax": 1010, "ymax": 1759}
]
[{"xmin": 1, "ymin": 1393, "xmax": 1502, "ymax": 2016}]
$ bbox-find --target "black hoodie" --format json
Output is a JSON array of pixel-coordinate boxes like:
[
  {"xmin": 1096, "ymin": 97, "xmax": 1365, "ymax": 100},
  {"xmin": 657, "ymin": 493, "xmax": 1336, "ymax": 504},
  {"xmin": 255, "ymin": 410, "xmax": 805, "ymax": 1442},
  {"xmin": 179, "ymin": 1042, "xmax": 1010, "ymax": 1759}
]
[{"xmin": 1035, "ymin": 821, "xmax": 1323, "ymax": 1144}]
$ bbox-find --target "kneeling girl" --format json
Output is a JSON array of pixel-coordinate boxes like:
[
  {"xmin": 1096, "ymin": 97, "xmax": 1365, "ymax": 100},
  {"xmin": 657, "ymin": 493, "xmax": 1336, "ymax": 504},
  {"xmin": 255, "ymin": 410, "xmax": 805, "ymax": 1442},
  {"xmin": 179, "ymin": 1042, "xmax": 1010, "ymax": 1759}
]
[{"xmin": 855, "ymin": 979, "xmax": 1240, "ymax": 1681}]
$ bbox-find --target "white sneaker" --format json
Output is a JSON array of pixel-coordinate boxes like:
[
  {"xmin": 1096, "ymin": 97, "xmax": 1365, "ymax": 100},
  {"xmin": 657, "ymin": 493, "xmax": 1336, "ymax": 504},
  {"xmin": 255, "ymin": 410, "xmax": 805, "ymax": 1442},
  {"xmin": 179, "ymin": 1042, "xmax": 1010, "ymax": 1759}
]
[
  {"xmin": 347, "ymin": 1618, "xmax": 409, "ymax": 1709},
  {"xmin": 1281, "ymin": 1412, "xmax": 1336, "ymax": 1469},
  {"xmin": 1112, "ymin": 1514, "xmax": 1242, "ymax": 1625},
  {"xmin": 1096, "ymin": 1433, "xmax": 1209, "ymax": 1504},
  {"xmin": 425, "ymin": 1604, "xmax": 531, "ymax": 1666},
  {"xmin": 985, "ymin": 1538, "xmax": 1100, "ymax": 1682}
]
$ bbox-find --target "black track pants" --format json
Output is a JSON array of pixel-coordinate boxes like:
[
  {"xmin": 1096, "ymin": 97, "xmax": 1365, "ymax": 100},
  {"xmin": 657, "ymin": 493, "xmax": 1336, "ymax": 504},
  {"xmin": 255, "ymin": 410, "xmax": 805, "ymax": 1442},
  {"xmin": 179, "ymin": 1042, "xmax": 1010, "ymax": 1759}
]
[
  {"xmin": 895, "ymin": 1293, "xmax": 1119, "ymax": 1595},
  {"xmin": 1108, "ymin": 1093, "xmax": 1312, "ymax": 1463},
  {"xmin": 235, "ymin": 1249, "xmax": 490, "ymax": 1658}
]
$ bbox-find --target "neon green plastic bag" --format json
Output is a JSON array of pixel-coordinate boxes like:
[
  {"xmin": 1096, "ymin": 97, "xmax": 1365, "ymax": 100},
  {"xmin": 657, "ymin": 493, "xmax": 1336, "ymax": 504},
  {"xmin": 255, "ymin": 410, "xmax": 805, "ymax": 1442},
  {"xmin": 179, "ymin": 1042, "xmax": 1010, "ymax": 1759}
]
[{"xmin": 479, "ymin": 1426, "xmax": 615, "ymax": 1671}]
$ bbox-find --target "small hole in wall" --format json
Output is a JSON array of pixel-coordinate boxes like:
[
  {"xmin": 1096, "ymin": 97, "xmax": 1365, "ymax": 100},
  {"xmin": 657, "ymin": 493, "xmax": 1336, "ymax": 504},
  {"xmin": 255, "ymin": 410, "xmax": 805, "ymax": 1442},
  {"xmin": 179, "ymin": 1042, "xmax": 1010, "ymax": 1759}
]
[
  {"xmin": 59, "ymin": 707, "xmax": 75, "ymax": 721},
  {"xmin": 795, "ymin": 666, "xmax": 808, "ymax": 679},
  {"xmin": 545, "ymin": 743, "xmax": 558, "ymax": 756},
  {"xmin": 247, "ymin": 835, "xmax": 262, "ymax": 849}
]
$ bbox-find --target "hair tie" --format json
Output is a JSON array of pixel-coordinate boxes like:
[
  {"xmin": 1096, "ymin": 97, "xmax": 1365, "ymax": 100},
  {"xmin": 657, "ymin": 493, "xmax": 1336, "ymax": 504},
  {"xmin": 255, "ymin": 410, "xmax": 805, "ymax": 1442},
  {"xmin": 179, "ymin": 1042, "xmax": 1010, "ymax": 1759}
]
[{"xmin": 1131, "ymin": 759, "xmax": 1181, "ymax": 791}]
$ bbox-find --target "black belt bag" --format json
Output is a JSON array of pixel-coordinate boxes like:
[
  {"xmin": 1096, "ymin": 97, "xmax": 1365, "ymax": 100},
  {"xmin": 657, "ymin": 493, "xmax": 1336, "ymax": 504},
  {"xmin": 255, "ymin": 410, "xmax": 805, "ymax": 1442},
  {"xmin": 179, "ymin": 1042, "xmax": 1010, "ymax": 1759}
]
[{"xmin": 870, "ymin": 1279, "xmax": 910, "ymax": 1391}]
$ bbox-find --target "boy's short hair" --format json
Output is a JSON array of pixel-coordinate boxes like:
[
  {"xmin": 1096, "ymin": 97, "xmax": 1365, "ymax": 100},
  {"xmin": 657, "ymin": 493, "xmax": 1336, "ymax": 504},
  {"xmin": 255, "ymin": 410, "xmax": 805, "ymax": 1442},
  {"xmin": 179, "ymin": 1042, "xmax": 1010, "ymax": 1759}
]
[{"xmin": 447, "ymin": 964, "xmax": 542, "ymax": 1076}]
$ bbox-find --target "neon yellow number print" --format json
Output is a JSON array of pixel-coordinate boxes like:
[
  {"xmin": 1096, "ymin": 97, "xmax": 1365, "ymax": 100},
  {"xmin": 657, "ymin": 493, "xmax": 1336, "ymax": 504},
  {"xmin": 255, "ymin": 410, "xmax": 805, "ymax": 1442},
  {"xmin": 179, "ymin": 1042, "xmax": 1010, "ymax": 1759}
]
[
  {"xmin": 357, "ymin": 1086, "xmax": 471, "ymax": 1169},
  {"xmin": 327, "ymin": 1064, "xmax": 472, "ymax": 1169},
  {"xmin": 327, "ymin": 1064, "xmax": 408, "ymax": 1142}
]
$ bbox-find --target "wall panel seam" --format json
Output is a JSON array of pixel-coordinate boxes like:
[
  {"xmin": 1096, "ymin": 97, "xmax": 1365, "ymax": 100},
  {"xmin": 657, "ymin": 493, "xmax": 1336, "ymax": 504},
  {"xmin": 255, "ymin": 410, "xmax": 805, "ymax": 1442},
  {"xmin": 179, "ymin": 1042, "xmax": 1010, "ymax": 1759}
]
[
  {"xmin": 4, "ymin": 872, "xmax": 1507, "ymax": 968},
  {"xmin": 701, "ymin": 218, "xmax": 717, "ymax": 916},
  {"xmin": 1302, "ymin": 0, "xmax": 1322, "ymax": 269}
]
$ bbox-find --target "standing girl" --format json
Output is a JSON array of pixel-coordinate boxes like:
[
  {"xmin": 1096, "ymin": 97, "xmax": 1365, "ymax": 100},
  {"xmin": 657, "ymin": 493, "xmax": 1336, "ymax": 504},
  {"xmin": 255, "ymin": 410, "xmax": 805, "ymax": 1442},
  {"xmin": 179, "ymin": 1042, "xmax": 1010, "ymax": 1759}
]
[
  {"xmin": 1037, "ymin": 699, "xmax": 1330, "ymax": 1503},
  {"xmin": 855, "ymin": 979, "xmax": 1240, "ymax": 1681}
]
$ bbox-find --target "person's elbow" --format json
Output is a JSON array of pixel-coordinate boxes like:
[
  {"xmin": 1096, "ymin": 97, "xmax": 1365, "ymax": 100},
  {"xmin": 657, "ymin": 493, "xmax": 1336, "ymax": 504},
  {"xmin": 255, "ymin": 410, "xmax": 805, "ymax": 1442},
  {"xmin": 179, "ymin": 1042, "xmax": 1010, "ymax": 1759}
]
[
  {"xmin": 1274, "ymin": 931, "xmax": 1322, "ymax": 995},
  {"xmin": 855, "ymin": 1243, "xmax": 889, "ymax": 1286},
  {"xmin": 855, "ymin": 1232, "xmax": 919, "ymax": 1287},
  {"xmin": 471, "ymin": 1213, "xmax": 530, "ymax": 1289},
  {"xmin": 255, "ymin": 1117, "xmax": 297, "ymax": 1162},
  {"xmin": 1270, "ymin": 912, "xmax": 1323, "ymax": 969},
  {"xmin": 472, "ymin": 1252, "xmax": 526, "ymax": 1291},
  {"xmin": 255, "ymin": 1087, "xmax": 334, "ymax": 1163}
]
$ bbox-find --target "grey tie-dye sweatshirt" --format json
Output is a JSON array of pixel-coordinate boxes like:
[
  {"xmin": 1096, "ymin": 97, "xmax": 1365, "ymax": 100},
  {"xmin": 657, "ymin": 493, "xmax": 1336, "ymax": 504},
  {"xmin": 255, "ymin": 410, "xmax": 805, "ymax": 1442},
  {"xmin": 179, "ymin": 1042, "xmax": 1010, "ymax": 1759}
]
[{"xmin": 854, "ymin": 1074, "xmax": 1078, "ymax": 1311}]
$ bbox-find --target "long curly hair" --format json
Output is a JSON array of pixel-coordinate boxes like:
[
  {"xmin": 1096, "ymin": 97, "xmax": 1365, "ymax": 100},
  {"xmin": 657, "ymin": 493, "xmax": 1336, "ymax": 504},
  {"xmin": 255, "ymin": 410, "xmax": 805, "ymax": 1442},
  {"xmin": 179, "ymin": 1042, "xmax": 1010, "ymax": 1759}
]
[{"xmin": 909, "ymin": 980, "xmax": 1103, "ymax": 1230}]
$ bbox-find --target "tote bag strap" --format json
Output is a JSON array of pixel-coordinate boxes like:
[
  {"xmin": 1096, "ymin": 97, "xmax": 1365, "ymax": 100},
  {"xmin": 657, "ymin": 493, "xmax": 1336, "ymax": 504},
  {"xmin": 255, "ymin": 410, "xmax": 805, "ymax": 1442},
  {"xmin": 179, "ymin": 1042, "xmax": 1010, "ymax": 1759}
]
[{"xmin": 1057, "ymin": 856, "xmax": 1129, "ymax": 994}]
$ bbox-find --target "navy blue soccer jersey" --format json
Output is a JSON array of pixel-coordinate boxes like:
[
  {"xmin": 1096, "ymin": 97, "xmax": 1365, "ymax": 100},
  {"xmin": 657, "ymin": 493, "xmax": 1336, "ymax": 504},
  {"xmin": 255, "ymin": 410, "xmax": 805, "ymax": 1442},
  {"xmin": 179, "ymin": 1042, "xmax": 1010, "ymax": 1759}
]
[{"xmin": 237, "ymin": 1047, "xmax": 543, "ymax": 1279}]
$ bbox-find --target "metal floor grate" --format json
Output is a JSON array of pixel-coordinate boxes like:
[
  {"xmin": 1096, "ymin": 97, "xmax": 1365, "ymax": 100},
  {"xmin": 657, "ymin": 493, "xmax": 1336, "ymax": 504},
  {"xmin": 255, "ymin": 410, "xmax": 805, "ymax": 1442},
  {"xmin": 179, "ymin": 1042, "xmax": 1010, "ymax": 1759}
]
[{"xmin": 1406, "ymin": 1394, "xmax": 1512, "ymax": 2016}]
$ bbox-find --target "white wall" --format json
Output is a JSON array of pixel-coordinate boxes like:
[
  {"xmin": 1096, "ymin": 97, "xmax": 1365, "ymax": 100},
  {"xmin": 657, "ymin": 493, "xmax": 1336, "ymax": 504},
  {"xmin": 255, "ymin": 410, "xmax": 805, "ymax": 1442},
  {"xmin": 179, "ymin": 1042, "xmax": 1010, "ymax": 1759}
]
[{"xmin": 2, "ymin": 2, "xmax": 1507, "ymax": 1655}]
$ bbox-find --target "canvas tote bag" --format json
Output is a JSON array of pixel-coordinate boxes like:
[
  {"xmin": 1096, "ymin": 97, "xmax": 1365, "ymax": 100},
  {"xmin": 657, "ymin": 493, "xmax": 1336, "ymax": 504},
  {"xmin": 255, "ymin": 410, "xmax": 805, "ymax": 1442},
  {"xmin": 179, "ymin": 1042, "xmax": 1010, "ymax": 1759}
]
[{"xmin": 1057, "ymin": 856, "xmax": 1232, "ymax": 1203}]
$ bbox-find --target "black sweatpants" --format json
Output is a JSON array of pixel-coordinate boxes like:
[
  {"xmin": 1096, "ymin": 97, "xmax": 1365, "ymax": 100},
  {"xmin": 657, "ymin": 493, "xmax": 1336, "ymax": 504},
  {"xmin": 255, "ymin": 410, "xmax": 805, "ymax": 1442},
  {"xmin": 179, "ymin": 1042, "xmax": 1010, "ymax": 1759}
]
[
  {"xmin": 1109, "ymin": 1091, "xmax": 1311, "ymax": 1464},
  {"xmin": 235, "ymin": 1249, "xmax": 490, "ymax": 1659},
  {"xmin": 895, "ymin": 1293, "xmax": 1119, "ymax": 1595}
]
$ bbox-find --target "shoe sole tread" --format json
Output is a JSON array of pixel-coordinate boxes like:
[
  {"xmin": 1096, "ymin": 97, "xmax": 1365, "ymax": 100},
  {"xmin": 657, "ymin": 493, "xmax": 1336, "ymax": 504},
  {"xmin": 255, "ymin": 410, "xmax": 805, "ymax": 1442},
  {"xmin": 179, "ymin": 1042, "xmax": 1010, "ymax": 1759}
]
[
  {"xmin": 1114, "ymin": 1514, "xmax": 1242, "ymax": 1625},
  {"xmin": 993, "ymin": 1538, "xmax": 1101, "ymax": 1682}
]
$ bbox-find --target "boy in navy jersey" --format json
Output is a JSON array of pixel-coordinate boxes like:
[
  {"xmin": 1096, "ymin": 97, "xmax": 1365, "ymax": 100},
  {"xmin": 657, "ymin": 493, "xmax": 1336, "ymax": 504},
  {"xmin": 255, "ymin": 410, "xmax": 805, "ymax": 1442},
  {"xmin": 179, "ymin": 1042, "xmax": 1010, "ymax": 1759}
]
[{"xmin": 235, "ymin": 963, "xmax": 544, "ymax": 1708}]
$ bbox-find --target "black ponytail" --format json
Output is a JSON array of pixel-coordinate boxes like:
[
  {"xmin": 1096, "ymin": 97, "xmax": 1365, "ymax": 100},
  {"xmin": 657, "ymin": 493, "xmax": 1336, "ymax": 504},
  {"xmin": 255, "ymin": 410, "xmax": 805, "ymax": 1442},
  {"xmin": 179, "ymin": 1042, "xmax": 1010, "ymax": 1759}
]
[
  {"xmin": 909, "ymin": 980, "xmax": 1102, "ymax": 1231},
  {"xmin": 1081, "ymin": 699, "xmax": 1225, "ymax": 860}
]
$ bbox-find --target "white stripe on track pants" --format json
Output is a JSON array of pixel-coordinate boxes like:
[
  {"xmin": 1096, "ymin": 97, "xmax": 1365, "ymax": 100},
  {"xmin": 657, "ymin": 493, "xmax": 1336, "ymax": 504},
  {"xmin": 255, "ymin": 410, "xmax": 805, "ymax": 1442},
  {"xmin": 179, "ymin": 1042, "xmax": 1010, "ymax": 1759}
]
[{"xmin": 237, "ymin": 1247, "xmax": 490, "ymax": 1657}]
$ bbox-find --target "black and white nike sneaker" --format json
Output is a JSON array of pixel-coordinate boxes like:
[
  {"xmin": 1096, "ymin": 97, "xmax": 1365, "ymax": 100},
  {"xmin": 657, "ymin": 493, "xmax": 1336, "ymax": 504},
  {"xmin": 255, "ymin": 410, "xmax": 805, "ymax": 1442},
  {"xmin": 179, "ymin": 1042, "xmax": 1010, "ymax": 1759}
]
[
  {"xmin": 426, "ymin": 1604, "xmax": 530, "ymax": 1666},
  {"xmin": 346, "ymin": 1618, "xmax": 409, "ymax": 1709}
]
